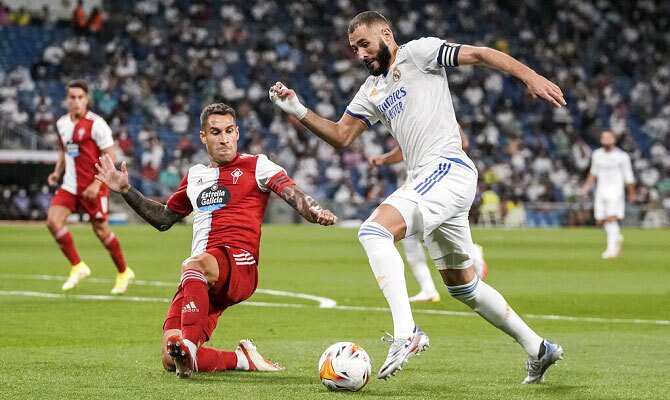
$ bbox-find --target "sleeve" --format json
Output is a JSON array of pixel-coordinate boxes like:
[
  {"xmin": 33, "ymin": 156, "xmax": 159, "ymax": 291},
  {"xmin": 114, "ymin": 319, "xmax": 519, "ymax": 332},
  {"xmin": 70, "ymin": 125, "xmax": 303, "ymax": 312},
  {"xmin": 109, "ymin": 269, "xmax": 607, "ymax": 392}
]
[
  {"xmin": 91, "ymin": 117, "xmax": 114, "ymax": 150},
  {"xmin": 255, "ymin": 154, "xmax": 295, "ymax": 194},
  {"xmin": 344, "ymin": 85, "xmax": 379, "ymax": 128},
  {"xmin": 622, "ymin": 154, "xmax": 635, "ymax": 184},
  {"xmin": 405, "ymin": 37, "xmax": 462, "ymax": 72},
  {"xmin": 166, "ymin": 173, "xmax": 193, "ymax": 215}
]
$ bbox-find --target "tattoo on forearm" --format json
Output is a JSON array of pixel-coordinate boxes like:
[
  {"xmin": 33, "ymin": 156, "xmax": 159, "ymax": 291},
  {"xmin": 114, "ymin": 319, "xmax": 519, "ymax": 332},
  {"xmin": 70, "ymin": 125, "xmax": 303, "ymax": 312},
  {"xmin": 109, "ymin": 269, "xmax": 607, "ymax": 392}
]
[
  {"xmin": 122, "ymin": 186, "xmax": 185, "ymax": 231},
  {"xmin": 279, "ymin": 185, "xmax": 320, "ymax": 222}
]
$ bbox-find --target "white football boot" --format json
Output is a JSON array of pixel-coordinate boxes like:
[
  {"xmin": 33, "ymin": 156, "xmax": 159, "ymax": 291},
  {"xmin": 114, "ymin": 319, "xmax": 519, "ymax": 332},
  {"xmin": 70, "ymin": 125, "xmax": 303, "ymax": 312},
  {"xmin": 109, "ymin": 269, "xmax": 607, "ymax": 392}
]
[
  {"xmin": 408, "ymin": 290, "xmax": 441, "ymax": 303},
  {"xmin": 523, "ymin": 340, "xmax": 564, "ymax": 384},
  {"xmin": 377, "ymin": 325, "xmax": 429, "ymax": 379},
  {"xmin": 235, "ymin": 339, "xmax": 284, "ymax": 371}
]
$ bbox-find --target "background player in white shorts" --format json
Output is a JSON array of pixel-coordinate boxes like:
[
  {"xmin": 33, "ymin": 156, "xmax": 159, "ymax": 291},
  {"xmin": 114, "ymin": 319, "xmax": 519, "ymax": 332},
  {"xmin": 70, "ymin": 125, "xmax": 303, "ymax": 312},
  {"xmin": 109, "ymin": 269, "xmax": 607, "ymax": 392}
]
[
  {"xmin": 368, "ymin": 127, "xmax": 488, "ymax": 303},
  {"xmin": 270, "ymin": 11, "xmax": 564, "ymax": 383},
  {"xmin": 581, "ymin": 131, "xmax": 636, "ymax": 259}
]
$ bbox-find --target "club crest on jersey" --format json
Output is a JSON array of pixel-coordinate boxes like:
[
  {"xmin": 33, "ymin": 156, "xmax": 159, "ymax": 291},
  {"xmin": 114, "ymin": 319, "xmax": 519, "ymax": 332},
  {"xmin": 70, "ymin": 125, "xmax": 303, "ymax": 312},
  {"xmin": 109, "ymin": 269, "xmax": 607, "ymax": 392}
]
[
  {"xmin": 392, "ymin": 66, "xmax": 401, "ymax": 82},
  {"xmin": 77, "ymin": 127, "xmax": 86, "ymax": 140},
  {"xmin": 196, "ymin": 183, "xmax": 231, "ymax": 211},
  {"xmin": 231, "ymin": 168, "xmax": 243, "ymax": 184}
]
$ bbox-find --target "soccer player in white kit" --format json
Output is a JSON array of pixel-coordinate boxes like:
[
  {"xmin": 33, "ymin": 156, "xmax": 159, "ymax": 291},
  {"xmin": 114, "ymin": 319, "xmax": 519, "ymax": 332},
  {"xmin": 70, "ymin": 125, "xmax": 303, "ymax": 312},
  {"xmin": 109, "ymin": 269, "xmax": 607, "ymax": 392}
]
[
  {"xmin": 270, "ymin": 11, "xmax": 565, "ymax": 383},
  {"xmin": 581, "ymin": 131, "xmax": 636, "ymax": 259}
]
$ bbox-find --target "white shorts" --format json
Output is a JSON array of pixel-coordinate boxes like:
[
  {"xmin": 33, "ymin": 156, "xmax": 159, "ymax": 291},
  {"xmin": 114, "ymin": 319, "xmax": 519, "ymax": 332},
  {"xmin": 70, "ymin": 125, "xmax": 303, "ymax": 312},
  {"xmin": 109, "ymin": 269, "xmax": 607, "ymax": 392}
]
[
  {"xmin": 594, "ymin": 193, "xmax": 625, "ymax": 220},
  {"xmin": 381, "ymin": 154, "xmax": 478, "ymax": 270}
]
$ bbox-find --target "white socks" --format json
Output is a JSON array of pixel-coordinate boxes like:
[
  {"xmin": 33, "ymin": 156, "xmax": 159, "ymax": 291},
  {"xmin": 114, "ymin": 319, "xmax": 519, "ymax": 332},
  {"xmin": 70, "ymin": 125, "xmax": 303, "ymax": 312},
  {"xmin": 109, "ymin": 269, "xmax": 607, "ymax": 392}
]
[
  {"xmin": 603, "ymin": 221, "xmax": 620, "ymax": 252},
  {"xmin": 401, "ymin": 237, "xmax": 438, "ymax": 295},
  {"xmin": 448, "ymin": 275, "xmax": 543, "ymax": 356},
  {"xmin": 359, "ymin": 221, "xmax": 415, "ymax": 338},
  {"xmin": 235, "ymin": 347, "xmax": 250, "ymax": 370}
]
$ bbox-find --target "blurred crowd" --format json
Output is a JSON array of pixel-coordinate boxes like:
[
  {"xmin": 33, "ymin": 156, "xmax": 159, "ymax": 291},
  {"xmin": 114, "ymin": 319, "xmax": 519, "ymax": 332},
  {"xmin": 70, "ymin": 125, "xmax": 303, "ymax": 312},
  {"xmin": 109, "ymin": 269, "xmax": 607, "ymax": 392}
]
[{"xmin": 1, "ymin": 0, "xmax": 669, "ymax": 225}]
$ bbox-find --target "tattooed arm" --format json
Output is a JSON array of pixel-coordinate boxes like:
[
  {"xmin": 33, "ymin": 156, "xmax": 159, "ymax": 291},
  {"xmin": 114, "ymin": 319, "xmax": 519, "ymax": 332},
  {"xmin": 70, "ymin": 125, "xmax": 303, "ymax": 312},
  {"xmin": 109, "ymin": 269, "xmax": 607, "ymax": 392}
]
[
  {"xmin": 95, "ymin": 154, "xmax": 187, "ymax": 231},
  {"xmin": 278, "ymin": 184, "xmax": 338, "ymax": 226},
  {"xmin": 121, "ymin": 186, "xmax": 186, "ymax": 231}
]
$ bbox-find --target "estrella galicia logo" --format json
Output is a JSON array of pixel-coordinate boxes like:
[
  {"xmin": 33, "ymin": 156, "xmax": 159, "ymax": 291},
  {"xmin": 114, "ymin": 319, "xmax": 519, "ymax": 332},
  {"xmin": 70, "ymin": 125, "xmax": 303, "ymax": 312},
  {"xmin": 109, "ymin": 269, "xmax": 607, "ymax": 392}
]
[{"xmin": 196, "ymin": 183, "xmax": 230, "ymax": 211}]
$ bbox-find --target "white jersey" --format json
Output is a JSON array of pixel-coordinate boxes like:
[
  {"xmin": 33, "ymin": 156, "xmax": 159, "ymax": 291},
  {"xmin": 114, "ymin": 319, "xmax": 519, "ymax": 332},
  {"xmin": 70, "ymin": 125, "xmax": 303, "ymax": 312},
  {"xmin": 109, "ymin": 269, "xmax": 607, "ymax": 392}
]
[
  {"xmin": 589, "ymin": 147, "xmax": 634, "ymax": 197},
  {"xmin": 346, "ymin": 37, "xmax": 464, "ymax": 177}
]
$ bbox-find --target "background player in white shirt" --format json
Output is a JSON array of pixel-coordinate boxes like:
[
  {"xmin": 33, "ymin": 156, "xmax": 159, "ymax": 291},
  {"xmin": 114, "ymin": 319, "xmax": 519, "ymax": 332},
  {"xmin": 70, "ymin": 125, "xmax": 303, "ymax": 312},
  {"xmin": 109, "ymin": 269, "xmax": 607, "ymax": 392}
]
[
  {"xmin": 581, "ymin": 131, "xmax": 636, "ymax": 259},
  {"xmin": 270, "ymin": 11, "xmax": 565, "ymax": 383}
]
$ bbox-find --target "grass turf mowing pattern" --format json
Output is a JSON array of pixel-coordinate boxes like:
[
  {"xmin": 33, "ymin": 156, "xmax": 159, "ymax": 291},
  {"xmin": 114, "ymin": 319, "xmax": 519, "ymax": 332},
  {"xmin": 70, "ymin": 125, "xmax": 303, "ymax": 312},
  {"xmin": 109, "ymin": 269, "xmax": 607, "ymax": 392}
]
[{"xmin": 0, "ymin": 224, "xmax": 669, "ymax": 399}]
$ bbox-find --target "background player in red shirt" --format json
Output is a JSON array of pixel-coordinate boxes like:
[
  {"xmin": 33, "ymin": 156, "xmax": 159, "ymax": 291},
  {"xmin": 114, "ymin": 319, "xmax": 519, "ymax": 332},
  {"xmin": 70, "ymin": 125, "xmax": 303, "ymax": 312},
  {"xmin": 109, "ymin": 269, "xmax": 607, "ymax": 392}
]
[
  {"xmin": 46, "ymin": 80, "xmax": 134, "ymax": 294},
  {"xmin": 95, "ymin": 103, "xmax": 338, "ymax": 378}
]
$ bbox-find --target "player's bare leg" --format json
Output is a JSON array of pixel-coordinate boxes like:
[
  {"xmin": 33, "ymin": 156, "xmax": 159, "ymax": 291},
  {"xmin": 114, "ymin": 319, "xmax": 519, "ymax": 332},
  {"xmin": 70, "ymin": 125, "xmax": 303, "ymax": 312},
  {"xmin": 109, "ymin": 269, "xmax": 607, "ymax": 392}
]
[
  {"xmin": 91, "ymin": 219, "xmax": 134, "ymax": 294},
  {"xmin": 441, "ymin": 267, "xmax": 562, "ymax": 383},
  {"xmin": 47, "ymin": 205, "xmax": 90, "ymax": 290}
]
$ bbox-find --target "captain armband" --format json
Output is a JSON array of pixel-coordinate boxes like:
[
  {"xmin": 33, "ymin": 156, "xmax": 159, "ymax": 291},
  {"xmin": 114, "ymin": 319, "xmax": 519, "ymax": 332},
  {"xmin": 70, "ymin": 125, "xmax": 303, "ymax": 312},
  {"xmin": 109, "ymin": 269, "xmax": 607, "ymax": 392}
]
[{"xmin": 437, "ymin": 43, "xmax": 462, "ymax": 67}]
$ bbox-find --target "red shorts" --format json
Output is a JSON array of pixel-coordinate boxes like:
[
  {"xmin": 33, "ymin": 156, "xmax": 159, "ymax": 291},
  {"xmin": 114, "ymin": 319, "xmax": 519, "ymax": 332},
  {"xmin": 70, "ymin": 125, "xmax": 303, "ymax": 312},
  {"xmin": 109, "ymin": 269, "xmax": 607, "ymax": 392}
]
[
  {"xmin": 162, "ymin": 246, "xmax": 259, "ymax": 342},
  {"xmin": 50, "ymin": 187, "xmax": 109, "ymax": 221}
]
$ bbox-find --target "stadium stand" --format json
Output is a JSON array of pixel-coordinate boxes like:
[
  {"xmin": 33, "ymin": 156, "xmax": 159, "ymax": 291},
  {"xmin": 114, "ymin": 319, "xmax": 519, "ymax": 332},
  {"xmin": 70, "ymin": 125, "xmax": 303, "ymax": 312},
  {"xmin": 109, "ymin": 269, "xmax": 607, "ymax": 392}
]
[{"xmin": 1, "ymin": 0, "xmax": 669, "ymax": 225}]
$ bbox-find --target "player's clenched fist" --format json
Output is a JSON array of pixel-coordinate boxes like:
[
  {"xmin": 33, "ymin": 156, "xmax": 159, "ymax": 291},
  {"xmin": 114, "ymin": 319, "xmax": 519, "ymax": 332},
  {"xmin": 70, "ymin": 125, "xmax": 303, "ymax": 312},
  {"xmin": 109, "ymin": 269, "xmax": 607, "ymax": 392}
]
[
  {"xmin": 309, "ymin": 206, "xmax": 338, "ymax": 226},
  {"xmin": 269, "ymin": 81, "xmax": 309, "ymax": 120}
]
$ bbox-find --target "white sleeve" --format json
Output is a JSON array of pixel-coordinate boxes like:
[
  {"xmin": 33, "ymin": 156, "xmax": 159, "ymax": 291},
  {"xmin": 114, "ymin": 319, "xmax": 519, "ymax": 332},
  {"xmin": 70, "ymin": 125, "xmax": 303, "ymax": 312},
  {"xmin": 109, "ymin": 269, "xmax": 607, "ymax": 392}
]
[
  {"xmin": 622, "ymin": 153, "xmax": 635, "ymax": 184},
  {"xmin": 405, "ymin": 37, "xmax": 462, "ymax": 73},
  {"xmin": 255, "ymin": 154, "xmax": 287, "ymax": 192},
  {"xmin": 345, "ymin": 85, "xmax": 379, "ymax": 128},
  {"xmin": 92, "ymin": 117, "xmax": 114, "ymax": 150}
]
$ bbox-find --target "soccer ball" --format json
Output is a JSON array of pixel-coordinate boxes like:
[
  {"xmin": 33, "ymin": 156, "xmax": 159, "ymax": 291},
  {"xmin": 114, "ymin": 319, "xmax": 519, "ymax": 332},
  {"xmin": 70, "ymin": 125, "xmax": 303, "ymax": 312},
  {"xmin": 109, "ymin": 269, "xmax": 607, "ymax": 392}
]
[{"xmin": 318, "ymin": 342, "xmax": 372, "ymax": 392}]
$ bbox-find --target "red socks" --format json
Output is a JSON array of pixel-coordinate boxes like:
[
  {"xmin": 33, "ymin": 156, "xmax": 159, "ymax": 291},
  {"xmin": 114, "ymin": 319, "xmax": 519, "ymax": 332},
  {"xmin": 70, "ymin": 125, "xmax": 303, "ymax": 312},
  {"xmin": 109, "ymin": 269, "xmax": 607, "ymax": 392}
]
[
  {"xmin": 180, "ymin": 269, "xmax": 210, "ymax": 346},
  {"xmin": 196, "ymin": 347, "xmax": 238, "ymax": 372},
  {"xmin": 101, "ymin": 233, "xmax": 127, "ymax": 273},
  {"xmin": 53, "ymin": 227, "xmax": 81, "ymax": 265}
]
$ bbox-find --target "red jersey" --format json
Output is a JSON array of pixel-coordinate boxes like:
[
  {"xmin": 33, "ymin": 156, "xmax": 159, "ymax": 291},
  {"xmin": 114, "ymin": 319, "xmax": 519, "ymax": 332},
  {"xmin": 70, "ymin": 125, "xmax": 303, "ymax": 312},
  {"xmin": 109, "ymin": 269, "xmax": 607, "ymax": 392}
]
[
  {"xmin": 166, "ymin": 153, "xmax": 295, "ymax": 261},
  {"xmin": 56, "ymin": 110, "xmax": 114, "ymax": 195}
]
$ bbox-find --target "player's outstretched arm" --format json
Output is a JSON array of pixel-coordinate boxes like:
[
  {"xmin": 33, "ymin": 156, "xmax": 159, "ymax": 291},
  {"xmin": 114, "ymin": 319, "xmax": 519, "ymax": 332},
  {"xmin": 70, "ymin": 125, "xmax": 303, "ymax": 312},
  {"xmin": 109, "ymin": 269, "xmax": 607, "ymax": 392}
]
[
  {"xmin": 95, "ymin": 154, "xmax": 186, "ymax": 231},
  {"xmin": 269, "ymin": 82, "xmax": 366, "ymax": 149},
  {"xmin": 457, "ymin": 45, "xmax": 567, "ymax": 108},
  {"xmin": 278, "ymin": 184, "xmax": 338, "ymax": 226}
]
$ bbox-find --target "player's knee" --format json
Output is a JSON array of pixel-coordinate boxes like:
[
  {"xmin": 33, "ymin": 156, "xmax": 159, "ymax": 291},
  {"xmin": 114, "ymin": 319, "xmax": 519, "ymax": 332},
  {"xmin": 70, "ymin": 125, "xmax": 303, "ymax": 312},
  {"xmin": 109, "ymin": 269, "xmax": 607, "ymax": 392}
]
[
  {"xmin": 46, "ymin": 217, "xmax": 60, "ymax": 233},
  {"xmin": 181, "ymin": 258, "xmax": 206, "ymax": 274},
  {"xmin": 357, "ymin": 221, "xmax": 394, "ymax": 246}
]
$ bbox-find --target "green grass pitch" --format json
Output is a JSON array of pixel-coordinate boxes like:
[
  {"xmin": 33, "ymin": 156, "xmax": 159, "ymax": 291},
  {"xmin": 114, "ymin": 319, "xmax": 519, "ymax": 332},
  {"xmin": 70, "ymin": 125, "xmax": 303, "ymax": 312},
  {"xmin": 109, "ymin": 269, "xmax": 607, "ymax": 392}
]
[{"xmin": 1, "ymin": 224, "xmax": 668, "ymax": 399}]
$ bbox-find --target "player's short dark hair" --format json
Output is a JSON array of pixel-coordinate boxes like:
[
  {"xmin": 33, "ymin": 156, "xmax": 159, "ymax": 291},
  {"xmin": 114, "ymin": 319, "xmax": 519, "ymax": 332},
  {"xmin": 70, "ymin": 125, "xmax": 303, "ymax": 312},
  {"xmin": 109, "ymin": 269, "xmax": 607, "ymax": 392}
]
[
  {"xmin": 200, "ymin": 103, "xmax": 236, "ymax": 128},
  {"xmin": 66, "ymin": 79, "xmax": 89, "ymax": 94},
  {"xmin": 348, "ymin": 11, "xmax": 390, "ymax": 34}
]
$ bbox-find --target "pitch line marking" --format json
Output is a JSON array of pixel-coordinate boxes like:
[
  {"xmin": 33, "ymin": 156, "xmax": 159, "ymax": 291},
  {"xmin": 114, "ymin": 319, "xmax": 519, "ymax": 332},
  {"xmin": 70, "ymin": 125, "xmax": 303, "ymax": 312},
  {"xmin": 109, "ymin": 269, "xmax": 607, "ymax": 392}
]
[
  {"xmin": 0, "ymin": 289, "xmax": 668, "ymax": 326},
  {"xmin": 0, "ymin": 274, "xmax": 337, "ymax": 308}
]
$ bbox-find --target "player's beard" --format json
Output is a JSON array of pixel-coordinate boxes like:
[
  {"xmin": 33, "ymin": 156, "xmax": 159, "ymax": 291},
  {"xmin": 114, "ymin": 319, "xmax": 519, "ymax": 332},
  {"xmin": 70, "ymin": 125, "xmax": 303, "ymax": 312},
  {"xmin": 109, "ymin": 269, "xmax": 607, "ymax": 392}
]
[{"xmin": 366, "ymin": 40, "xmax": 392, "ymax": 76}]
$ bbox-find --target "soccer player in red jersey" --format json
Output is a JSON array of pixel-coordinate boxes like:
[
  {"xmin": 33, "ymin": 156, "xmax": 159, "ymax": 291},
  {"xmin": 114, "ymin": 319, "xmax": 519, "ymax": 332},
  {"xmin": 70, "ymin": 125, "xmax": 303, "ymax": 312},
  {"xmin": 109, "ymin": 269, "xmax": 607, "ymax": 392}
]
[
  {"xmin": 95, "ymin": 103, "xmax": 338, "ymax": 378},
  {"xmin": 46, "ymin": 80, "xmax": 134, "ymax": 294}
]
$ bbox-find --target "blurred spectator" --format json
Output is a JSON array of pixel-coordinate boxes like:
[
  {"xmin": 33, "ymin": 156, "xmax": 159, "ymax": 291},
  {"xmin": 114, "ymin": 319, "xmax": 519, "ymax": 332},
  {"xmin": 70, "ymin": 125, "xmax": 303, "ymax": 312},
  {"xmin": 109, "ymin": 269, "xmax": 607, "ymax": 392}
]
[
  {"xmin": 159, "ymin": 162, "xmax": 181, "ymax": 191},
  {"xmin": 12, "ymin": 188, "xmax": 31, "ymax": 219},
  {"xmin": 88, "ymin": 7, "xmax": 104, "ymax": 35},
  {"xmin": 72, "ymin": 0, "xmax": 87, "ymax": 35},
  {"xmin": 0, "ymin": 2, "xmax": 9, "ymax": 27},
  {"xmin": 9, "ymin": 6, "xmax": 29, "ymax": 26}
]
